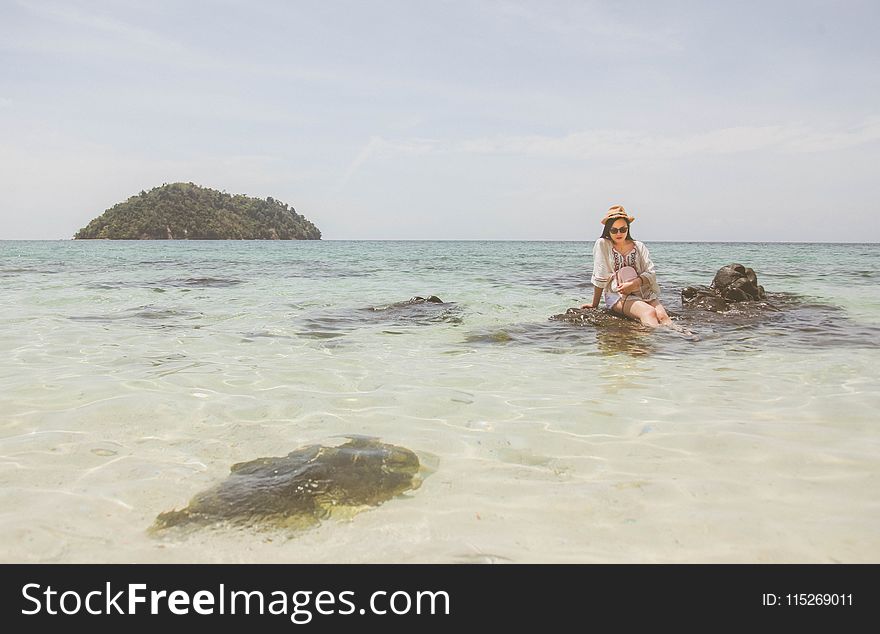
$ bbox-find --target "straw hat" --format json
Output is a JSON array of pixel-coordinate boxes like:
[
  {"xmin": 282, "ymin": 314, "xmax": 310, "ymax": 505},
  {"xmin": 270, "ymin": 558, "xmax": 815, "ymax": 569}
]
[{"xmin": 600, "ymin": 205, "xmax": 635, "ymax": 225}]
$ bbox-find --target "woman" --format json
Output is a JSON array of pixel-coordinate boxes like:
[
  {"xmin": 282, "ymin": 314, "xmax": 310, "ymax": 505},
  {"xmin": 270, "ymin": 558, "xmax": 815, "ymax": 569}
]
[{"xmin": 581, "ymin": 205, "xmax": 672, "ymax": 327}]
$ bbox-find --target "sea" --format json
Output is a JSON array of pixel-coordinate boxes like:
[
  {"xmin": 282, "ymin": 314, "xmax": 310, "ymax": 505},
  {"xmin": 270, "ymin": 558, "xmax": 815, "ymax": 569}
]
[{"xmin": 1, "ymin": 240, "xmax": 877, "ymax": 563}]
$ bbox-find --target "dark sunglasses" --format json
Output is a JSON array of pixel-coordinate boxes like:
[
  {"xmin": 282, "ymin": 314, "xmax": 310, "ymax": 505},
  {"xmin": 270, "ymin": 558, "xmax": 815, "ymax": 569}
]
[{"xmin": 609, "ymin": 226, "xmax": 628, "ymax": 234}]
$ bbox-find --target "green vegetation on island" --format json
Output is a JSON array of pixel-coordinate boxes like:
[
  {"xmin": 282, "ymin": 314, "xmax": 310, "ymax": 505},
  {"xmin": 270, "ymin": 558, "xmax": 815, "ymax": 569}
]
[{"xmin": 74, "ymin": 182, "xmax": 321, "ymax": 240}]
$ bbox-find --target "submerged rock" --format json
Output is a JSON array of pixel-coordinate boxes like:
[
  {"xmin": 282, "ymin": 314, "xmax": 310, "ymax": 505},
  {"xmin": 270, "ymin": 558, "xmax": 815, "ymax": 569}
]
[
  {"xmin": 151, "ymin": 437, "xmax": 422, "ymax": 533},
  {"xmin": 680, "ymin": 285, "xmax": 728, "ymax": 312},
  {"xmin": 367, "ymin": 295, "xmax": 444, "ymax": 309},
  {"xmin": 682, "ymin": 263, "xmax": 766, "ymax": 312},
  {"xmin": 293, "ymin": 295, "xmax": 460, "ymax": 340},
  {"xmin": 360, "ymin": 295, "xmax": 459, "ymax": 324},
  {"xmin": 549, "ymin": 307, "xmax": 636, "ymax": 328}
]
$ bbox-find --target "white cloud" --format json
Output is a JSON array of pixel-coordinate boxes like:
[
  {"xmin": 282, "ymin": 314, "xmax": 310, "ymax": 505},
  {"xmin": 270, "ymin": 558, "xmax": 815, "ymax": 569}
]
[
  {"xmin": 356, "ymin": 118, "xmax": 880, "ymax": 163},
  {"xmin": 783, "ymin": 117, "xmax": 880, "ymax": 153}
]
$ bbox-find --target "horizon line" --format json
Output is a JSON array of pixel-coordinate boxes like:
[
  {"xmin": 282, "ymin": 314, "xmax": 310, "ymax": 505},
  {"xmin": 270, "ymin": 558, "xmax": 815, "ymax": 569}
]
[{"xmin": 1, "ymin": 238, "xmax": 878, "ymax": 245}]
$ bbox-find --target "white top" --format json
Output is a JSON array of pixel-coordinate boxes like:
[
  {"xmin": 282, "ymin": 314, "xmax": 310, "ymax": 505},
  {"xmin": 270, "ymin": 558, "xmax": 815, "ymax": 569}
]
[{"xmin": 590, "ymin": 238, "xmax": 660, "ymax": 302}]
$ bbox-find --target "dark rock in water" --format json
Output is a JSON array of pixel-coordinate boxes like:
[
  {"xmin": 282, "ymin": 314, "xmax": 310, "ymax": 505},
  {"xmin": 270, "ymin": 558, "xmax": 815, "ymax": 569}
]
[
  {"xmin": 713, "ymin": 263, "xmax": 765, "ymax": 301},
  {"xmin": 150, "ymin": 438, "xmax": 422, "ymax": 533},
  {"xmin": 713, "ymin": 264, "xmax": 764, "ymax": 300},
  {"xmin": 374, "ymin": 295, "xmax": 444, "ymax": 307},
  {"xmin": 361, "ymin": 295, "xmax": 461, "ymax": 324},
  {"xmin": 680, "ymin": 285, "xmax": 728, "ymax": 312},
  {"xmin": 363, "ymin": 296, "xmax": 446, "ymax": 312},
  {"xmin": 549, "ymin": 307, "xmax": 639, "ymax": 329},
  {"xmin": 294, "ymin": 296, "xmax": 460, "ymax": 340},
  {"xmin": 682, "ymin": 263, "xmax": 766, "ymax": 312}
]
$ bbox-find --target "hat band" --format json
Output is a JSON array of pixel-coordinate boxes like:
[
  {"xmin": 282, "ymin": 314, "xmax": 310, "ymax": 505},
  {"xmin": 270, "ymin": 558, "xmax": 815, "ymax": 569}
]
[{"xmin": 603, "ymin": 212, "xmax": 630, "ymax": 223}]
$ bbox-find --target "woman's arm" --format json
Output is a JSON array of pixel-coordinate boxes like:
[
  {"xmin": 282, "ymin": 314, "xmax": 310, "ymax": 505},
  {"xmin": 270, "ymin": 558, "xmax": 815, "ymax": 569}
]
[
  {"xmin": 584, "ymin": 239, "xmax": 611, "ymax": 308},
  {"xmin": 590, "ymin": 239, "xmax": 612, "ymax": 288},
  {"xmin": 635, "ymin": 241, "xmax": 657, "ymax": 289},
  {"xmin": 581, "ymin": 238, "xmax": 614, "ymax": 308}
]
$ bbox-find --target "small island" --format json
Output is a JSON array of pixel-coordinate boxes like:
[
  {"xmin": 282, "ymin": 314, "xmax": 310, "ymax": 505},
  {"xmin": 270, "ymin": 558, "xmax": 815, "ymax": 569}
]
[{"xmin": 74, "ymin": 182, "xmax": 321, "ymax": 240}]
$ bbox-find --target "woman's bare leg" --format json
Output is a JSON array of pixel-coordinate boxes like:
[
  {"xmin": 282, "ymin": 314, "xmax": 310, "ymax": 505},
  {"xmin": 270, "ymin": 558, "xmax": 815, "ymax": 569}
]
[
  {"xmin": 612, "ymin": 298, "xmax": 659, "ymax": 327},
  {"xmin": 648, "ymin": 300, "xmax": 673, "ymax": 326}
]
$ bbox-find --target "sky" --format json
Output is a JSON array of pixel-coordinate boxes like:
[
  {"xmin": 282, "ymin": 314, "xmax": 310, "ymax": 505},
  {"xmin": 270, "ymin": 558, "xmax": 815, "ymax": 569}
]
[{"xmin": 1, "ymin": 0, "xmax": 878, "ymax": 241}]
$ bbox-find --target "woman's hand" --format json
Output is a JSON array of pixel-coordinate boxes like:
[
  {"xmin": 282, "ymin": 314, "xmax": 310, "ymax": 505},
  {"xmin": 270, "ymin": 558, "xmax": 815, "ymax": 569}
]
[
  {"xmin": 618, "ymin": 279, "xmax": 640, "ymax": 295},
  {"xmin": 580, "ymin": 303, "xmax": 598, "ymax": 309}
]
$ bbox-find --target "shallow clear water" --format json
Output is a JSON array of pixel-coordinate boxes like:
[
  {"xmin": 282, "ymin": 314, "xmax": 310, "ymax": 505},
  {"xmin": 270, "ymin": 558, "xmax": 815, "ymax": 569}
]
[{"xmin": 1, "ymin": 240, "xmax": 878, "ymax": 562}]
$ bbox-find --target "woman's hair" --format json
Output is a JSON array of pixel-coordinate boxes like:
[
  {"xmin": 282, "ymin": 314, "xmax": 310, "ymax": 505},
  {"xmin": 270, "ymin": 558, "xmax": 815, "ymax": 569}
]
[{"xmin": 600, "ymin": 218, "xmax": 635, "ymax": 241}]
